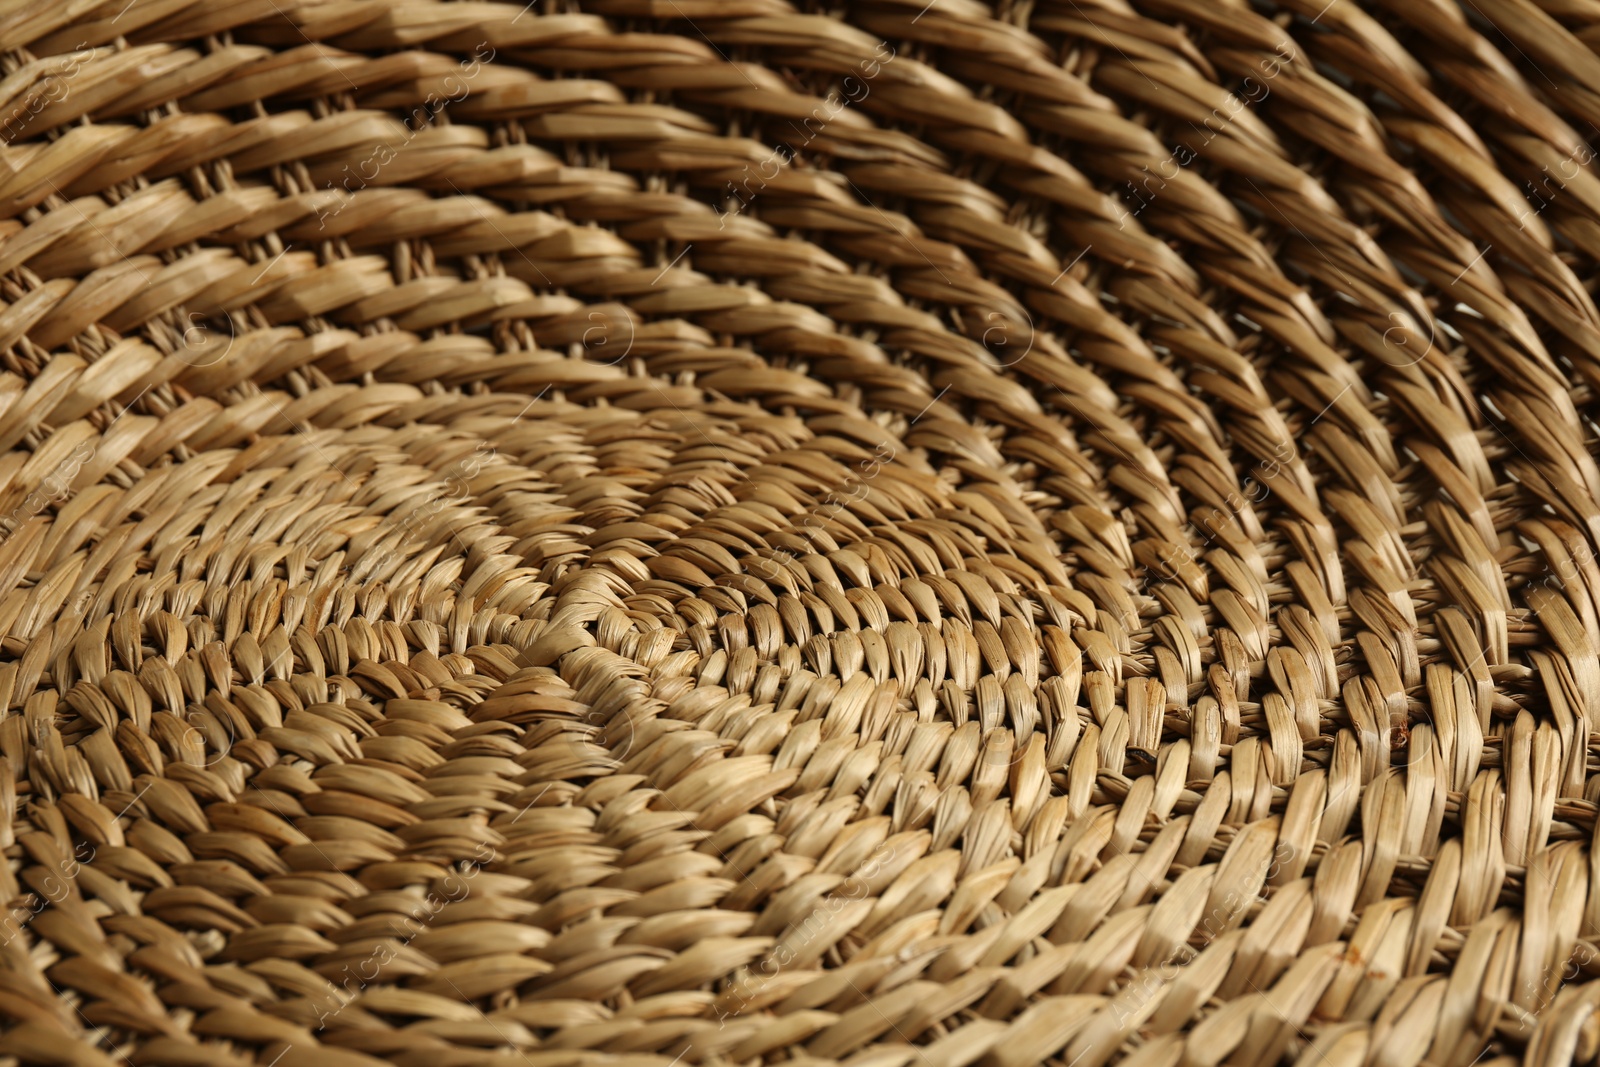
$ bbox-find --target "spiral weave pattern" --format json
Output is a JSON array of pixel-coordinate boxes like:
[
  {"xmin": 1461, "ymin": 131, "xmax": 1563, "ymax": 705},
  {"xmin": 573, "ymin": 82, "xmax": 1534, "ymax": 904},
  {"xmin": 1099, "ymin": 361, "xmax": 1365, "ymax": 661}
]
[{"xmin": 1, "ymin": 1, "xmax": 1599, "ymax": 1065}]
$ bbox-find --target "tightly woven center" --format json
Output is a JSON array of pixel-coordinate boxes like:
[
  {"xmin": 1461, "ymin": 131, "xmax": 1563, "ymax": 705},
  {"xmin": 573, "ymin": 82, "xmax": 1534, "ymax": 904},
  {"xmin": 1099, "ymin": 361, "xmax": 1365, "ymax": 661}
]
[{"xmin": 0, "ymin": 1, "xmax": 1594, "ymax": 1066}]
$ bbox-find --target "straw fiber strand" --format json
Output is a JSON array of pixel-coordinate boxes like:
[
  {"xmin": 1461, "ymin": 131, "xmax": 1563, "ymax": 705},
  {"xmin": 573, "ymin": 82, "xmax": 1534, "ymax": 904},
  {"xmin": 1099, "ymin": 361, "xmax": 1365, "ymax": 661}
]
[{"xmin": 0, "ymin": 0, "xmax": 1598, "ymax": 1064}]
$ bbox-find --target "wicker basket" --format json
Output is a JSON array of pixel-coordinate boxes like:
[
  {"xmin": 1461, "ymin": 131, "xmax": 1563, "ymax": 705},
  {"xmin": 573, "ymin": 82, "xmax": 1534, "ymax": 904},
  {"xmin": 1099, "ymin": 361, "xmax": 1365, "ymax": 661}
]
[{"xmin": 0, "ymin": 0, "xmax": 1595, "ymax": 1064}]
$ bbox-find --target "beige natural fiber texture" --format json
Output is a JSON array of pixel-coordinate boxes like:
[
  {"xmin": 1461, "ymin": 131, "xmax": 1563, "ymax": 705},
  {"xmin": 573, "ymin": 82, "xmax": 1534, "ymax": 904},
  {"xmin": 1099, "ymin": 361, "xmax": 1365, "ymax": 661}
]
[{"xmin": 7, "ymin": 0, "xmax": 1600, "ymax": 1065}]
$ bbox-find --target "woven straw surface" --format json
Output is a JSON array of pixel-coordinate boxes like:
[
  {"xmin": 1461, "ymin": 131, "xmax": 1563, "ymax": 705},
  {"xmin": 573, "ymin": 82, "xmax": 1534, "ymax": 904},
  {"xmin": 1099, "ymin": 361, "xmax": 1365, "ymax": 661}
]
[{"xmin": 4, "ymin": 0, "xmax": 1600, "ymax": 1065}]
